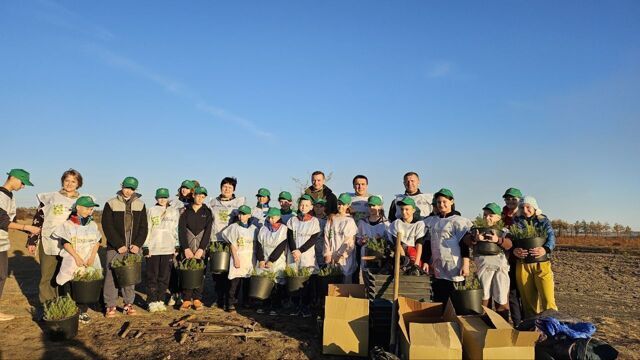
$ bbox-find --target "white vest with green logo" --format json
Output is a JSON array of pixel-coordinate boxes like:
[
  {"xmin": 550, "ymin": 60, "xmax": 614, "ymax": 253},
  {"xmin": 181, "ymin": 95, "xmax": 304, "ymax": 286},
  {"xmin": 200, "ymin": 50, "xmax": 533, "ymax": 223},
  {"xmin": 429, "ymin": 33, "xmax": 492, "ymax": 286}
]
[
  {"xmin": 38, "ymin": 192, "xmax": 80, "ymax": 256},
  {"xmin": 0, "ymin": 191, "xmax": 16, "ymax": 252},
  {"xmin": 210, "ymin": 196, "xmax": 246, "ymax": 241}
]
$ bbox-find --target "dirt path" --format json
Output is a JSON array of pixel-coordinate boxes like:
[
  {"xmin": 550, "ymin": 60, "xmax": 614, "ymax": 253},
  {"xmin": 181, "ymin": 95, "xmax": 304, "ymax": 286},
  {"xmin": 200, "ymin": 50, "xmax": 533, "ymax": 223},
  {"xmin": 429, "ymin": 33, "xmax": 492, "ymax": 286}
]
[{"xmin": 1, "ymin": 229, "xmax": 638, "ymax": 359}]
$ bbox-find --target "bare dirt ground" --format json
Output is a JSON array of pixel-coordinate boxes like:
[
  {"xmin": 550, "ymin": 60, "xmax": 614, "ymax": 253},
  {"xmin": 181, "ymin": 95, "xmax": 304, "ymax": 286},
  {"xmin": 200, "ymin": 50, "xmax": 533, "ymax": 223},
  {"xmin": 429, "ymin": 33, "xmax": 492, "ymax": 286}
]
[{"xmin": 1, "ymin": 227, "xmax": 638, "ymax": 359}]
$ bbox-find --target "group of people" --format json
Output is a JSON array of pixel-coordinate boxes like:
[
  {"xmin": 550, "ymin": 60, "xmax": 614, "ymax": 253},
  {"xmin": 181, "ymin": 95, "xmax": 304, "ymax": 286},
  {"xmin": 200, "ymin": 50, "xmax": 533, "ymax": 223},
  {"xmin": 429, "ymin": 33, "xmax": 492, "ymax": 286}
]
[{"xmin": 0, "ymin": 168, "xmax": 557, "ymax": 326}]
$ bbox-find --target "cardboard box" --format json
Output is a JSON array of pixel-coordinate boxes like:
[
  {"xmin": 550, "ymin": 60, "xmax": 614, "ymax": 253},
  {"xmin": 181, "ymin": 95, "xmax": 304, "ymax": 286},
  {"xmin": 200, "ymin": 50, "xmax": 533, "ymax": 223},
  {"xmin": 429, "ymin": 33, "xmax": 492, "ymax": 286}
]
[
  {"xmin": 397, "ymin": 297, "xmax": 463, "ymax": 359},
  {"xmin": 451, "ymin": 301, "xmax": 539, "ymax": 359},
  {"xmin": 322, "ymin": 284, "xmax": 369, "ymax": 357}
]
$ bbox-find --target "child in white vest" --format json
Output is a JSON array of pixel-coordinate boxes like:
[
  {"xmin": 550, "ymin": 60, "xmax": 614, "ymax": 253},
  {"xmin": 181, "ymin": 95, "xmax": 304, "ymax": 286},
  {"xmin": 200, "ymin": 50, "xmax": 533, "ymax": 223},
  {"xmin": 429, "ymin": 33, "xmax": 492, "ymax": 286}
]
[
  {"xmin": 251, "ymin": 188, "xmax": 271, "ymax": 229},
  {"xmin": 357, "ymin": 196, "xmax": 390, "ymax": 276},
  {"xmin": 323, "ymin": 193, "xmax": 358, "ymax": 284},
  {"xmin": 388, "ymin": 197, "xmax": 427, "ymax": 274},
  {"xmin": 255, "ymin": 207, "xmax": 288, "ymax": 315}
]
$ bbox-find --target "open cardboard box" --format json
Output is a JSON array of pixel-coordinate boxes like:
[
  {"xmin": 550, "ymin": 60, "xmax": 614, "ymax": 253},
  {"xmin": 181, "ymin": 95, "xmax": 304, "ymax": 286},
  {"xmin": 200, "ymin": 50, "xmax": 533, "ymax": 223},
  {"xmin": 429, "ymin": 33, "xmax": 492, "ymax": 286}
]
[
  {"xmin": 449, "ymin": 300, "xmax": 539, "ymax": 359},
  {"xmin": 322, "ymin": 284, "xmax": 369, "ymax": 357},
  {"xmin": 397, "ymin": 297, "xmax": 463, "ymax": 359}
]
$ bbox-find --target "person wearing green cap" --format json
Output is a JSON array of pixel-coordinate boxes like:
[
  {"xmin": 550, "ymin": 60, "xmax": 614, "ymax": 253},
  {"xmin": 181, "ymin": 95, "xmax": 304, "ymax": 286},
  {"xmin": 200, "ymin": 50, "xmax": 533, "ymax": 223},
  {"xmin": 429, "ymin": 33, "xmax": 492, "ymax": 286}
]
[
  {"xmin": 423, "ymin": 188, "xmax": 473, "ymax": 304},
  {"xmin": 323, "ymin": 193, "xmax": 358, "ymax": 283},
  {"xmin": 25, "ymin": 169, "xmax": 84, "ymax": 310},
  {"xmin": 286, "ymin": 194, "xmax": 321, "ymax": 317},
  {"xmin": 209, "ymin": 177, "xmax": 246, "ymax": 309},
  {"xmin": 500, "ymin": 187, "xmax": 523, "ymax": 325},
  {"xmin": 178, "ymin": 186, "xmax": 213, "ymax": 311},
  {"xmin": 466, "ymin": 203, "xmax": 513, "ymax": 321},
  {"xmin": 221, "ymin": 204, "xmax": 258, "ymax": 312},
  {"xmin": 388, "ymin": 172, "xmax": 433, "ymax": 222},
  {"xmin": 102, "ymin": 176, "xmax": 148, "ymax": 317},
  {"xmin": 174, "ymin": 180, "xmax": 199, "ymax": 211},
  {"xmin": 251, "ymin": 188, "xmax": 271, "ymax": 229},
  {"xmin": 312, "ymin": 197, "xmax": 328, "ymax": 267},
  {"xmin": 255, "ymin": 207, "xmax": 288, "ymax": 315},
  {"xmin": 0, "ymin": 169, "xmax": 40, "ymax": 321},
  {"xmin": 277, "ymin": 191, "xmax": 296, "ymax": 223},
  {"xmin": 52, "ymin": 196, "xmax": 102, "ymax": 324},
  {"xmin": 356, "ymin": 195, "xmax": 390, "ymax": 276},
  {"xmin": 389, "ymin": 196, "xmax": 427, "ymax": 275},
  {"xmin": 502, "ymin": 187, "xmax": 523, "ymax": 227},
  {"xmin": 143, "ymin": 188, "xmax": 180, "ymax": 313}
]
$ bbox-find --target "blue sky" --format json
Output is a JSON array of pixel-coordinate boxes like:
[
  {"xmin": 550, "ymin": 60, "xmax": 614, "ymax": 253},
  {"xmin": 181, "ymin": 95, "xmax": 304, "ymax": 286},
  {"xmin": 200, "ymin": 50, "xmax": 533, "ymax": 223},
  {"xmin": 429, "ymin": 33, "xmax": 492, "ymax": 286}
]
[{"xmin": 1, "ymin": 1, "xmax": 639, "ymax": 229}]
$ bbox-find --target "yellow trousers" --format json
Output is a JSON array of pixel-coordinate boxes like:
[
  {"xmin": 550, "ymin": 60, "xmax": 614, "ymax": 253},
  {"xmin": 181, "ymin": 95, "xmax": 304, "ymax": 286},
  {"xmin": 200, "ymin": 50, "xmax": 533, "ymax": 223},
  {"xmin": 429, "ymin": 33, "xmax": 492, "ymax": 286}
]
[{"xmin": 516, "ymin": 261, "xmax": 558, "ymax": 318}]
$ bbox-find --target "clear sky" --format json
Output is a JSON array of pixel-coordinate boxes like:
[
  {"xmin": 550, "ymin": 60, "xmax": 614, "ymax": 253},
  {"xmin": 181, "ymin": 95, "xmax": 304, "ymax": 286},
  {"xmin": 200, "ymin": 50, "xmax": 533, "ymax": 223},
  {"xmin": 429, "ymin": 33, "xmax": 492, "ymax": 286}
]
[{"xmin": 1, "ymin": 1, "xmax": 639, "ymax": 229}]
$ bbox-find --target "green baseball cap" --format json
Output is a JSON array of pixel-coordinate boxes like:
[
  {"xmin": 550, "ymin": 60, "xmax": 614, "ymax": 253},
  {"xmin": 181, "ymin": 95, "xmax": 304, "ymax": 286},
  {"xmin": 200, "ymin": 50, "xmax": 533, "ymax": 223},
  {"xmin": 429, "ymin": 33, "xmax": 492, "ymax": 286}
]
[
  {"xmin": 75, "ymin": 196, "xmax": 100, "ymax": 208},
  {"xmin": 503, "ymin": 187, "xmax": 523, "ymax": 199},
  {"xmin": 398, "ymin": 197, "xmax": 416, "ymax": 208},
  {"xmin": 278, "ymin": 191, "xmax": 293, "ymax": 201},
  {"xmin": 266, "ymin": 207, "xmax": 281, "ymax": 218},
  {"xmin": 181, "ymin": 180, "xmax": 196, "ymax": 190},
  {"xmin": 194, "ymin": 186, "xmax": 208, "ymax": 195},
  {"xmin": 299, "ymin": 194, "xmax": 313, "ymax": 203},
  {"xmin": 7, "ymin": 169, "xmax": 33, "ymax": 186},
  {"xmin": 314, "ymin": 197, "xmax": 327, "ymax": 206},
  {"xmin": 122, "ymin": 176, "xmax": 139, "ymax": 190},
  {"xmin": 155, "ymin": 188, "xmax": 170, "ymax": 198},
  {"xmin": 256, "ymin": 188, "xmax": 271, "ymax": 197},
  {"xmin": 368, "ymin": 195, "xmax": 383, "ymax": 206},
  {"xmin": 238, "ymin": 205, "xmax": 252, "ymax": 215},
  {"xmin": 337, "ymin": 193, "xmax": 352, "ymax": 205},
  {"xmin": 434, "ymin": 188, "xmax": 454, "ymax": 199},
  {"xmin": 483, "ymin": 203, "xmax": 502, "ymax": 215}
]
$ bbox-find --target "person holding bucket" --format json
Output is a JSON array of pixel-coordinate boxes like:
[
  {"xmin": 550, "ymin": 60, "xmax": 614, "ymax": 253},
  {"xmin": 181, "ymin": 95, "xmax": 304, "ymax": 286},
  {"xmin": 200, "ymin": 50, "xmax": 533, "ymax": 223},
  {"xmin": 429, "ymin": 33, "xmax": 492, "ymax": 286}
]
[
  {"xmin": 510, "ymin": 196, "xmax": 557, "ymax": 318},
  {"xmin": 323, "ymin": 193, "xmax": 358, "ymax": 284},
  {"xmin": 356, "ymin": 195, "xmax": 389, "ymax": 275},
  {"xmin": 255, "ymin": 207, "xmax": 288, "ymax": 315},
  {"xmin": 143, "ymin": 188, "xmax": 180, "ymax": 312},
  {"xmin": 466, "ymin": 203, "xmax": 512, "ymax": 321},
  {"xmin": 502, "ymin": 187, "xmax": 524, "ymax": 325},
  {"xmin": 221, "ymin": 205, "xmax": 258, "ymax": 312},
  {"xmin": 53, "ymin": 196, "xmax": 102, "ymax": 324},
  {"xmin": 102, "ymin": 176, "xmax": 148, "ymax": 317},
  {"xmin": 422, "ymin": 188, "xmax": 472, "ymax": 303},
  {"xmin": 286, "ymin": 194, "xmax": 321, "ymax": 318},
  {"xmin": 178, "ymin": 186, "xmax": 213, "ymax": 311},
  {"xmin": 26, "ymin": 169, "xmax": 83, "ymax": 312}
]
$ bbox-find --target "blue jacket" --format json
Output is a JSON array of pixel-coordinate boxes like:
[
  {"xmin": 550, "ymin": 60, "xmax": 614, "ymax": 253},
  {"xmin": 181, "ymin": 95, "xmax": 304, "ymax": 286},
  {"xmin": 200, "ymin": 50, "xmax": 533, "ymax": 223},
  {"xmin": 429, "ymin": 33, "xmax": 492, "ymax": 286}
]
[{"xmin": 513, "ymin": 214, "xmax": 556, "ymax": 253}]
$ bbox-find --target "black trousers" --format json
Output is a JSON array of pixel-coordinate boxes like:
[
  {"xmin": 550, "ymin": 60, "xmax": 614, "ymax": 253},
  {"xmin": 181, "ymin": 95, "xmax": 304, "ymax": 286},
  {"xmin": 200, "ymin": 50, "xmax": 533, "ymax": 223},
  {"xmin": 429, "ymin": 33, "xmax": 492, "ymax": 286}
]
[
  {"xmin": 213, "ymin": 272, "xmax": 230, "ymax": 306},
  {"xmin": 146, "ymin": 254, "xmax": 173, "ymax": 303},
  {"xmin": 508, "ymin": 263, "xmax": 523, "ymax": 325},
  {"xmin": 228, "ymin": 277, "xmax": 249, "ymax": 306},
  {"xmin": 432, "ymin": 278, "xmax": 455, "ymax": 304}
]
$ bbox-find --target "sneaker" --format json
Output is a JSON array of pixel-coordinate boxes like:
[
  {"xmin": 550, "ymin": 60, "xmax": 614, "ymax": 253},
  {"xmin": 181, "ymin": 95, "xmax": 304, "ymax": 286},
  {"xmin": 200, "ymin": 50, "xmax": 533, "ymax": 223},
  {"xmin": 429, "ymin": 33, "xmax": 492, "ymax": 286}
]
[
  {"xmin": 156, "ymin": 302, "xmax": 167, "ymax": 312},
  {"xmin": 180, "ymin": 301, "xmax": 193, "ymax": 311},
  {"xmin": 148, "ymin": 302, "xmax": 157, "ymax": 313},
  {"xmin": 226, "ymin": 304, "xmax": 236, "ymax": 313},
  {"xmin": 79, "ymin": 312, "xmax": 91, "ymax": 324},
  {"xmin": 193, "ymin": 300, "xmax": 204, "ymax": 311},
  {"xmin": 105, "ymin": 307, "xmax": 117, "ymax": 318},
  {"xmin": 123, "ymin": 304, "xmax": 137, "ymax": 315},
  {"xmin": 167, "ymin": 295, "xmax": 176, "ymax": 307},
  {"xmin": 269, "ymin": 310, "xmax": 278, "ymax": 316},
  {"xmin": 301, "ymin": 306, "xmax": 312, "ymax": 318},
  {"xmin": 256, "ymin": 308, "xmax": 265, "ymax": 314},
  {"xmin": 289, "ymin": 307, "xmax": 301, "ymax": 316},
  {"xmin": 0, "ymin": 312, "xmax": 15, "ymax": 322}
]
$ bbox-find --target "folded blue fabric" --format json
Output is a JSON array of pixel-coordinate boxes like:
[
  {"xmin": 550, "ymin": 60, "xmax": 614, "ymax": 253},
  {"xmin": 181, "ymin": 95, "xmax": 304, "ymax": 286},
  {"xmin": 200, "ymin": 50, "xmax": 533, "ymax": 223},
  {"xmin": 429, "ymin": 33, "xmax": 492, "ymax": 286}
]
[{"xmin": 536, "ymin": 317, "xmax": 596, "ymax": 339}]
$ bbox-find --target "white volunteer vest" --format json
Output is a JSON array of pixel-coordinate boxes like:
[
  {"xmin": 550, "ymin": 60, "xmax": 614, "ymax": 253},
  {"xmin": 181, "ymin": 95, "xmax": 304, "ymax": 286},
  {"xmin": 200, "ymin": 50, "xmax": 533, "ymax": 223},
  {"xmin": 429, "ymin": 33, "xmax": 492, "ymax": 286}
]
[
  {"xmin": 357, "ymin": 219, "xmax": 390, "ymax": 259},
  {"xmin": 286, "ymin": 216, "xmax": 321, "ymax": 271},
  {"xmin": 38, "ymin": 192, "xmax": 80, "ymax": 256},
  {"xmin": 424, "ymin": 215, "xmax": 472, "ymax": 281},
  {"xmin": 394, "ymin": 193, "xmax": 433, "ymax": 219},
  {"xmin": 0, "ymin": 191, "xmax": 16, "ymax": 252},
  {"xmin": 54, "ymin": 220, "xmax": 102, "ymax": 285},
  {"xmin": 145, "ymin": 205, "xmax": 180, "ymax": 255},
  {"xmin": 222, "ymin": 223, "xmax": 257, "ymax": 280},
  {"xmin": 324, "ymin": 215, "xmax": 358, "ymax": 276},
  {"xmin": 257, "ymin": 224, "xmax": 288, "ymax": 282},
  {"xmin": 388, "ymin": 219, "xmax": 426, "ymax": 247},
  {"xmin": 349, "ymin": 193, "xmax": 383, "ymax": 224},
  {"xmin": 210, "ymin": 196, "xmax": 246, "ymax": 241}
]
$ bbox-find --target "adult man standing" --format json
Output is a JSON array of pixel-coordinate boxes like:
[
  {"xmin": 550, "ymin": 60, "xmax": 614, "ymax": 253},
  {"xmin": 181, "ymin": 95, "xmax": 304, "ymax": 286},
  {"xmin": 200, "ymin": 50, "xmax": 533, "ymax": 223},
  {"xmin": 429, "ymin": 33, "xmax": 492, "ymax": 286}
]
[
  {"xmin": 388, "ymin": 172, "xmax": 433, "ymax": 222},
  {"xmin": 304, "ymin": 171, "xmax": 338, "ymax": 215},
  {"xmin": 348, "ymin": 175, "xmax": 383, "ymax": 223}
]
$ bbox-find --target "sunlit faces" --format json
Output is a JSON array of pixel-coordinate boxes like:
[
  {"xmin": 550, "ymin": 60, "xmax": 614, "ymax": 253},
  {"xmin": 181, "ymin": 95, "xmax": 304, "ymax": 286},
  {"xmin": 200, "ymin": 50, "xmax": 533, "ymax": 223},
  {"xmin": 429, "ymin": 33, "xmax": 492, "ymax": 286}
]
[
  {"xmin": 400, "ymin": 204, "xmax": 415, "ymax": 222},
  {"xmin": 312, "ymin": 174, "xmax": 325, "ymax": 191},
  {"xmin": 353, "ymin": 178, "xmax": 368, "ymax": 196},
  {"xmin": 435, "ymin": 196, "xmax": 453, "ymax": 215},
  {"xmin": 298, "ymin": 199, "xmax": 313, "ymax": 214},
  {"xmin": 193, "ymin": 193, "xmax": 206, "ymax": 205},
  {"xmin": 121, "ymin": 187, "xmax": 135, "ymax": 198},
  {"xmin": 279, "ymin": 199, "xmax": 292, "ymax": 211},
  {"xmin": 403, "ymin": 174, "xmax": 419, "ymax": 194},
  {"xmin": 483, "ymin": 209, "xmax": 501, "ymax": 226},
  {"xmin": 157, "ymin": 198, "xmax": 169, "ymax": 207},
  {"xmin": 62, "ymin": 175, "xmax": 79, "ymax": 194},
  {"xmin": 522, "ymin": 203, "xmax": 536, "ymax": 217},
  {"xmin": 257, "ymin": 196, "xmax": 269, "ymax": 205},
  {"xmin": 368, "ymin": 204, "xmax": 382, "ymax": 217},
  {"xmin": 268, "ymin": 215, "xmax": 281, "ymax": 225},
  {"xmin": 8, "ymin": 176, "xmax": 25, "ymax": 191},
  {"xmin": 180, "ymin": 187, "xmax": 191, "ymax": 197},
  {"xmin": 221, "ymin": 184, "xmax": 234, "ymax": 198},
  {"xmin": 504, "ymin": 196, "xmax": 519, "ymax": 210},
  {"xmin": 337, "ymin": 202, "xmax": 349, "ymax": 215},
  {"xmin": 76, "ymin": 205, "xmax": 94, "ymax": 218},
  {"xmin": 239, "ymin": 213, "xmax": 251, "ymax": 223}
]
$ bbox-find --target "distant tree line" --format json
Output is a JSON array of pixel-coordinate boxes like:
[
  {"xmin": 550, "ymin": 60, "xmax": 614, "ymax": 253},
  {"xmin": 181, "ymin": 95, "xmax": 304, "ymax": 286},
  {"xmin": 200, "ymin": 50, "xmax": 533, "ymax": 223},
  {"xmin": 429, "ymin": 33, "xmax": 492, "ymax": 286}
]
[{"xmin": 551, "ymin": 219, "xmax": 634, "ymax": 238}]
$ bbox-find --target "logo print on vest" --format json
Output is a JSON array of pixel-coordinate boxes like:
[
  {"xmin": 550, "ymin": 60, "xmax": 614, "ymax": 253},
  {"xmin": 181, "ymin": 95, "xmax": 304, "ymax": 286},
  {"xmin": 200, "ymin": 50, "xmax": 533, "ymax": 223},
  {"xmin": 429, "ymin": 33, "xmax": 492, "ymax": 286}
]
[{"xmin": 53, "ymin": 204, "xmax": 65, "ymax": 216}]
